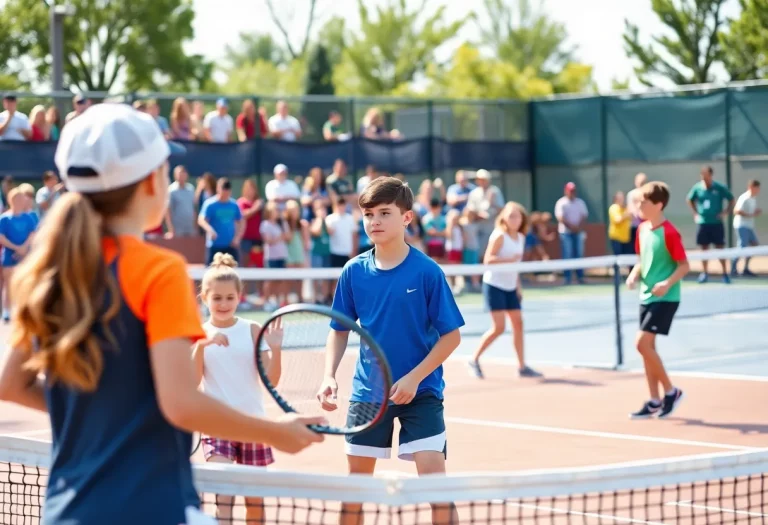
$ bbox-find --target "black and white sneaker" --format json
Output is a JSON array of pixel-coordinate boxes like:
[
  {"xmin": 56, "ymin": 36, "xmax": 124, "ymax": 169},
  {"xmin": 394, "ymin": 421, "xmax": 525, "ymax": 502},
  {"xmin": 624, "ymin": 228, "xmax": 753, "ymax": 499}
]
[
  {"xmin": 658, "ymin": 388, "xmax": 684, "ymax": 419},
  {"xmin": 629, "ymin": 401, "xmax": 661, "ymax": 419}
]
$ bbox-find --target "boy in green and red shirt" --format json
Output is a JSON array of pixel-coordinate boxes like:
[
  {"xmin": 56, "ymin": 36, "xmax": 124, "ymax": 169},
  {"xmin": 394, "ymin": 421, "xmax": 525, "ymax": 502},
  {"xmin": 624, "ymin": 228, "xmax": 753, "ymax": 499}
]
[{"xmin": 626, "ymin": 181, "xmax": 690, "ymax": 419}]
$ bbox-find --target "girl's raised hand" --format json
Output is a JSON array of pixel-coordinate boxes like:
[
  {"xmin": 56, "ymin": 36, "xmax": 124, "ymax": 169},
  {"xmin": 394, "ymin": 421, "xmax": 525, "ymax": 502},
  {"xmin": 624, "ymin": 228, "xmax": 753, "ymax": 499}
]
[
  {"xmin": 207, "ymin": 333, "xmax": 229, "ymax": 347},
  {"xmin": 263, "ymin": 316, "xmax": 284, "ymax": 351}
]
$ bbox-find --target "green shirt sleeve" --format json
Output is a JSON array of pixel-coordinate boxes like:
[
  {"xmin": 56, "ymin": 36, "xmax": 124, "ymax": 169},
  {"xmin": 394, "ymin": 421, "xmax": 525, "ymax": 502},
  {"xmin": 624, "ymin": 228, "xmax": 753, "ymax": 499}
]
[{"xmin": 686, "ymin": 184, "xmax": 699, "ymax": 202}]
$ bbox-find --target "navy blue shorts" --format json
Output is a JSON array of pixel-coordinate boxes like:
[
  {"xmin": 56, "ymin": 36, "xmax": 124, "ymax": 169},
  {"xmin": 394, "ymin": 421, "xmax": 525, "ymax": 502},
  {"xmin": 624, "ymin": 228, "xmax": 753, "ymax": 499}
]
[
  {"xmin": 696, "ymin": 223, "xmax": 725, "ymax": 247},
  {"xmin": 345, "ymin": 392, "xmax": 446, "ymax": 461},
  {"xmin": 206, "ymin": 246, "xmax": 239, "ymax": 265},
  {"xmin": 482, "ymin": 282, "xmax": 521, "ymax": 311}
]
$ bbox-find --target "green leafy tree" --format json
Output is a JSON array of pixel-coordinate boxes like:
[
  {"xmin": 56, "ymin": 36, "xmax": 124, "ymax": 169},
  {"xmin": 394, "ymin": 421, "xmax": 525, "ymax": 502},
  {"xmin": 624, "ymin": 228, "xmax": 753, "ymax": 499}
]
[
  {"xmin": 2, "ymin": 0, "xmax": 213, "ymax": 92},
  {"xmin": 223, "ymin": 59, "xmax": 306, "ymax": 99},
  {"xmin": 333, "ymin": 0, "xmax": 466, "ymax": 96},
  {"xmin": 305, "ymin": 45, "xmax": 334, "ymax": 96},
  {"xmin": 426, "ymin": 43, "xmax": 554, "ymax": 100},
  {"xmin": 623, "ymin": 0, "xmax": 728, "ymax": 86},
  {"xmin": 224, "ymin": 33, "xmax": 287, "ymax": 69},
  {"xmin": 316, "ymin": 16, "xmax": 347, "ymax": 67},
  {"xmin": 476, "ymin": 0, "xmax": 593, "ymax": 94},
  {"xmin": 720, "ymin": 0, "xmax": 768, "ymax": 80},
  {"xmin": 303, "ymin": 45, "xmax": 337, "ymax": 140}
]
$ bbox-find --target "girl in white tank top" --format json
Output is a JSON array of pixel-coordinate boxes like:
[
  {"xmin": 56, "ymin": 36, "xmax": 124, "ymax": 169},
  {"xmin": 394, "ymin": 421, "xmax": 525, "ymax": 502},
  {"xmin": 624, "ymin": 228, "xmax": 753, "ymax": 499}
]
[
  {"xmin": 193, "ymin": 253, "xmax": 283, "ymax": 524},
  {"xmin": 468, "ymin": 202, "xmax": 541, "ymax": 381}
]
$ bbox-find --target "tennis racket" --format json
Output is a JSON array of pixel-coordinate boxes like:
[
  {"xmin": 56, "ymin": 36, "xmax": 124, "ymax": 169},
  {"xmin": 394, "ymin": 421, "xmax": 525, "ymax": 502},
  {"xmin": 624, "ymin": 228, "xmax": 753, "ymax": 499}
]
[
  {"xmin": 190, "ymin": 432, "xmax": 201, "ymax": 457},
  {"xmin": 254, "ymin": 304, "xmax": 392, "ymax": 435}
]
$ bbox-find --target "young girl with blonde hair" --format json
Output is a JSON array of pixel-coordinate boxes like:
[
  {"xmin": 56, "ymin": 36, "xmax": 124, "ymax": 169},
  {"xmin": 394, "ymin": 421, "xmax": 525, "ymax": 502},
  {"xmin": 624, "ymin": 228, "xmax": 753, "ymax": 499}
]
[
  {"xmin": 0, "ymin": 104, "xmax": 323, "ymax": 525},
  {"xmin": 195, "ymin": 252, "xmax": 283, "ymax": 524},
  {"xmin": 469, "ymin": 202, "xmax": 542, "ymax": 380}
]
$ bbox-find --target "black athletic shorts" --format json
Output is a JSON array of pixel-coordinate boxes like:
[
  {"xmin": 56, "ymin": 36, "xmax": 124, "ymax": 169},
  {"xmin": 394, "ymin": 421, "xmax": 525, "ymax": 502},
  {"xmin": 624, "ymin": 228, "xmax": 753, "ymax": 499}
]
[{"xmin": 639, "ymin": 301, "xmax": 679, "ymax": 336}]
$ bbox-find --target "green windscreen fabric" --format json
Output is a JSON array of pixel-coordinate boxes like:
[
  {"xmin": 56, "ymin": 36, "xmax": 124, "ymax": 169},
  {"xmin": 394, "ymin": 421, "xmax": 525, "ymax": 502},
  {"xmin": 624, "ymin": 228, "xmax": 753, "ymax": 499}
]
[
  {"xmin": 730, "ymin": 89, "xmax": 768, "ymax": 157},
  {"xmin": 605, "ymin": 93, "xmax": 726, "ymax": 162},
  {"xmin": 532, "ymin": 98, "xmax": 602, "ymax": 166}
]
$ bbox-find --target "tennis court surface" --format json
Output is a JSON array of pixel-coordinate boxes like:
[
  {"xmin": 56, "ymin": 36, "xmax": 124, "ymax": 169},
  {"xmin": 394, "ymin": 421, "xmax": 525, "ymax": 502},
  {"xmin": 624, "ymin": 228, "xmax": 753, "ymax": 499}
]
[
  {"xmin": 1, "ymin": 362, "xmax": 766, "ymax": 523},
  {"xmin": 1, "ymin": 247, "xmax": 767, "ymax": 523}
]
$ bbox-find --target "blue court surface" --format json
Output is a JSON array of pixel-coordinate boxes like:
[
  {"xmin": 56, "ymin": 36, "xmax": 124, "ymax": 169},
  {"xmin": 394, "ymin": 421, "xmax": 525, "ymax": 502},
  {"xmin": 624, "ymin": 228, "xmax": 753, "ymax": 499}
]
[{"xmin": 242, "ymin": 276, "xmax": 768, "ymax": 380}]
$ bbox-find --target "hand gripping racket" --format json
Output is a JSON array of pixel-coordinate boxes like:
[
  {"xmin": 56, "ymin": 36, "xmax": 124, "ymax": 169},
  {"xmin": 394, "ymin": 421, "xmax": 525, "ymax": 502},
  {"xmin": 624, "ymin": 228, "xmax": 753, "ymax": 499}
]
[{"xmin": 254, "ymin": 304, "xmax": 392, "ymax": 435}]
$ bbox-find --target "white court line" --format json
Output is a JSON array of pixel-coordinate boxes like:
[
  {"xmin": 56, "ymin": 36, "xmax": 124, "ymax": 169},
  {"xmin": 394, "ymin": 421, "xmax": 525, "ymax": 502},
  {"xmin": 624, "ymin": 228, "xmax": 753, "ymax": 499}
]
[
  {"xmin": 452, "ymin": 354, "xmax": 768, "ymax": 382},
  {"xmin": 666, "ymin": 500, "xmax": 768, "ymax": 518},
  {"xmin": 625, "ymin": 369, "xmax": 768, "ymax": 383},
  {"xmin": 660, "ymin": 349, "xmax": 768, "ymax": 367},
  {"xmin": 0, "ymin": 428, "xmax": 50, "ymax": 438},
  {"xmin": 445, "ymin": 417, "xmax": 761, "ymax": 451}
]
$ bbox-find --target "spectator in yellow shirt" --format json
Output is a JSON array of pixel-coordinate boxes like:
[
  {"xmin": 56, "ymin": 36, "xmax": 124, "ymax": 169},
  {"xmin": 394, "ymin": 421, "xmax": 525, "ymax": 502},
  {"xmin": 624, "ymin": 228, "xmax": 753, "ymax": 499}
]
[{"xmin": 608, "ymin": 191, "xmax": 633, "ymax": 255}]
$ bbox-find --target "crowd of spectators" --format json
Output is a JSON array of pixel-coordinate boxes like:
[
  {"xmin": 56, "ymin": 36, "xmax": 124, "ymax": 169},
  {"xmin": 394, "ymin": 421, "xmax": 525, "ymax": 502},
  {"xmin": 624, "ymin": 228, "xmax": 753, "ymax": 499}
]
[
  {"xmin": 158, "ymin": 162, "xmax": 574, "ymax": 312},
  {"xmin": 0, "ymin": 92, "xmax": 405, "ymax": 145},
  {"xmin": 2, "ymin": 94, "xmax": 761, "ymax": 309}
]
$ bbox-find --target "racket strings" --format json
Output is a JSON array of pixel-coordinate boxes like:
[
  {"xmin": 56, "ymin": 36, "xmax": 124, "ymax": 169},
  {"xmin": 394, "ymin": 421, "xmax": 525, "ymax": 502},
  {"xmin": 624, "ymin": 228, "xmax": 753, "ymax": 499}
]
[{"xmin": 256, "ymin": 310, "xmax": 390, "ymax": 433}]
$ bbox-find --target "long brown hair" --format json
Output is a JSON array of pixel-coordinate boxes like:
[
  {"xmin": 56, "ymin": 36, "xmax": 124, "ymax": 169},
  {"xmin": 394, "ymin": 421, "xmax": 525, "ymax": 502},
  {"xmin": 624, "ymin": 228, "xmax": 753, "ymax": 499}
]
[
  {"xmin": 495, "ymin": 201, "xmax": 529, "ymax": 235},
  {"xmin": 10, "ymin": 185, "xmax": 142, "ymax": 392}
]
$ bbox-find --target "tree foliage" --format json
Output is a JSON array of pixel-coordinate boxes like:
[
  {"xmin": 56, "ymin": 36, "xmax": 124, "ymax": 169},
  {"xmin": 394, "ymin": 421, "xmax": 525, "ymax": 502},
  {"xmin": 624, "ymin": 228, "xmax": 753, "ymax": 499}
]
[
  {"xmin": 224, "ymin": 33, "xmax": 286, "ymax": 69},
  {"xmin": 623, "ymin": 0, "xmax": 728, "ymax": 86},
  {"xmin": 427, "ymin": 44, "xmax": 559, "ymax": 100},
  {"xmin": 223, "ymin": 59, "xmax": 305, "ymax": 99},
  {"xmin": 316, "ymin": 16, "xmax": 348, "ymax": 68},
  {"xmin": 1, "ymin": 0, "xmax": 213, "ymax": 92},
  {"xmin": 305, "ymin": 45, "xmax": 335, "ymax": 96},
  {"xmin": 333, "ymin": 0, "xmax": 466, "ymax": 96},
  {"xmin": 720, "ymin": 0, "xmax": 768, "ymax": 80},
  {"xmin": 478, "ymin": 0, "xmax": 572, "ymax": 78}
]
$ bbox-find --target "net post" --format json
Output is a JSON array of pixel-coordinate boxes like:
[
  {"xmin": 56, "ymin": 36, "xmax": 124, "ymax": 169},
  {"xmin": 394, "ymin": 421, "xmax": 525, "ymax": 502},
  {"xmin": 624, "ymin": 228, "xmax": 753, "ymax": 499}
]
[
  {"xmin": 612, "ymin": 259, "xmax": 624, "ymax": 369},
  {"xmin": 724, "ymin": 88, "xmax": 734, "ymax": 248}
]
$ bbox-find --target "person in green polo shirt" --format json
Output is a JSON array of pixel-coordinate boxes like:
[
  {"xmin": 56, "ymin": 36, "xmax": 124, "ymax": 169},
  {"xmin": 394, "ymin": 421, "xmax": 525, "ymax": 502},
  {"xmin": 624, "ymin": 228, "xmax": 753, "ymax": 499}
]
[
  {"xmin": 627, "ymin": 181, "xmax": 689, "ymax": 419},
  {"xmin": 686, "ymin": 165, "xmax": 734, "ymax": 283}
]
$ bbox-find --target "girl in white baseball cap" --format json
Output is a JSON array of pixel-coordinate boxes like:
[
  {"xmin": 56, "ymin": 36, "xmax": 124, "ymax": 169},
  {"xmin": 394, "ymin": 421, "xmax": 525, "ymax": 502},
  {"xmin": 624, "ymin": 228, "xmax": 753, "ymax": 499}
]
[{"xmin": 0, "ymin": 103, "xmax": 324, "ymax": 525}]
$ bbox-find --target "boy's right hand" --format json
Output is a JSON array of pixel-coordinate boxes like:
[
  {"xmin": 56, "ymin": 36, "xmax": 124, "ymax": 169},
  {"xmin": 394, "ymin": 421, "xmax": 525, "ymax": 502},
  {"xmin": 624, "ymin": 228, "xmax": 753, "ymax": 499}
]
[
  {"xmin": 269, "ymin": 414, "xmax": 326, "ymax": 454},
  {"xmin": 626, "ymin": 273, "xmax": 638, "ymax": 290},
  {"xmin": 316, "ymin": 377, "xmax": 339, "ymax": 411}
]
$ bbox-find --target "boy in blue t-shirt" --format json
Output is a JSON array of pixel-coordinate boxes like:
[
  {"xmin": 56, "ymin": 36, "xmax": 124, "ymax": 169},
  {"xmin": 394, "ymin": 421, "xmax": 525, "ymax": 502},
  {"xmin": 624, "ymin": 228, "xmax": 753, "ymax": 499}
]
[
  {"xmin": 198, "ymin": 178, "xmax": 243, "ymax": 265},
  {"xmin": 0, "ymin": 188, "xmax": 38, "ymax": 321},
  {"xmin": 318, "ymin": 177, "xmax": 465, "ymax": 524}
]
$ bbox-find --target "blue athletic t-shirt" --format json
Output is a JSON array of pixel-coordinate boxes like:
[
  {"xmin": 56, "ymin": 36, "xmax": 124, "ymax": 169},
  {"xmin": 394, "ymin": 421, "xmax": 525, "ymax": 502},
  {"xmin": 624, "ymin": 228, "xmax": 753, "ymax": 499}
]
[
  {"xmin": 330, "ymin": 247, "xmax": 465, "ymax": 401},
  {"xmin": 0, "ymin": 212, "xmax": 37, "ymax": 266},
  {"xmin": 199, "ymin": 196, "xmax": 242, "ymax": 248}
]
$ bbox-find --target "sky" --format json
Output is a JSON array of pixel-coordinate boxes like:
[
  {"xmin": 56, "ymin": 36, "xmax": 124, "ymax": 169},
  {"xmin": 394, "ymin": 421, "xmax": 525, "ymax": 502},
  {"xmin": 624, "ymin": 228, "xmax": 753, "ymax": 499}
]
[{"xmin": 188, "ymin": 0, "xmax": 740, "ymax": 93}]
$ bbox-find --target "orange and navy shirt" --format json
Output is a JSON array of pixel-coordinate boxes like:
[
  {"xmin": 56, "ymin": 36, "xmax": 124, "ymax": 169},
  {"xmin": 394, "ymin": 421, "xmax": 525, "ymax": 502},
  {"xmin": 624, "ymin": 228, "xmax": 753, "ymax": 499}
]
[
  {"xmin": 43, "ymin": 236, "xmax": 206, "ymax": 525},
  {"xmin": 635, "ymin": 220, "xmax": 687, "ymax": 304}
]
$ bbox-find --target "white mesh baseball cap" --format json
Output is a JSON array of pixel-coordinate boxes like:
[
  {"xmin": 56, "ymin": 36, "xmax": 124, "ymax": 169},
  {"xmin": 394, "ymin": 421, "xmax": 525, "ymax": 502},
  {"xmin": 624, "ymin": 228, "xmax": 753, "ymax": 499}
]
[{"xmin": 54, "ymin": 103, "xmax": 185, "ymax": 193}]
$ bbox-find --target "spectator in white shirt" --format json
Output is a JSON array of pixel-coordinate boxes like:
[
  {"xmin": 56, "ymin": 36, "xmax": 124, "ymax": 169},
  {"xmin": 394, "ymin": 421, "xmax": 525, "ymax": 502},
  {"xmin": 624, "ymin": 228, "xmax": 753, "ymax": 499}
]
[
  {"xmin": 554, "ymin": 182, "xmax": 589, "ymax": 284},
  {"xmin": 0, "ymin": 95, "xmax": 32, "ymax": 141},
  {"xmin": 325, "ymin": 197, "xmax": 357, "ymax": 269},
  {"xmin": 731, "ymin": 179, "xmax": 761, "ymax": 277},
  {"xmin": 203, "ymin": 98, "xmax": 234, "ymax": 143},
  {"xmin": 467, "ymin": 169, "xmax": 504, "ymax": 255},
  {"xmin": 264, "ymin": 164, "xmax": 301, "ymax": 210},
  {"xmin": 268, "ymin": 100, "xmax": 302, "ymax": 142}
]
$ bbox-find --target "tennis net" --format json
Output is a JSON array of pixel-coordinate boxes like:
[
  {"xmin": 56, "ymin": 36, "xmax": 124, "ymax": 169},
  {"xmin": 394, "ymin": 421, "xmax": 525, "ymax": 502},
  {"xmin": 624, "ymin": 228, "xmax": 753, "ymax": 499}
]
[
  {"xmin": 0, "ymin": 435, "xmax": 766, "ymax": 524},
  {"xmin": 189, "ymin": 245, "xmax": 768, "ymax": 369}
]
